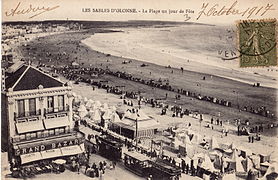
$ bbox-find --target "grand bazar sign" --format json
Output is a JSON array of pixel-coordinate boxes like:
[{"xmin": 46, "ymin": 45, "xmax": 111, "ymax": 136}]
[{"xmin": 15, "ymin": 138, "xmax": 84, "ymax": 155}]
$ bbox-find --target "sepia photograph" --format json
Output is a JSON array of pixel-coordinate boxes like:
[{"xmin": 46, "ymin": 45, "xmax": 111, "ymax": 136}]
[{"xmin": 1, "ymin": 0, "xmax": 278, "ymax": 179}]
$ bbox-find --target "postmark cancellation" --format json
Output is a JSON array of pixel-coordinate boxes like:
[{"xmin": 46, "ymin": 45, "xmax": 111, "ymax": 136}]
[{"xmin": 237, "ymin": 19, "xmax": 277, "ymax": 68}]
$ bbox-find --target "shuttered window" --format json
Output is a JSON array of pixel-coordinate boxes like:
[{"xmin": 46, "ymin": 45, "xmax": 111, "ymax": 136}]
[
  {"xmin": 29, "ymin": 98, "xmax": 36, "ymax": 115},
  {"xmin": 47, "ymin": 96, "xmax": 54, "ymax": 112},
  {"xmin": 17, "ymin": 100, "xmax": 25, "ymax": 117},
  {"xmin": 58, "ymin": 95, "xmax": 64, "ymax": 111}
]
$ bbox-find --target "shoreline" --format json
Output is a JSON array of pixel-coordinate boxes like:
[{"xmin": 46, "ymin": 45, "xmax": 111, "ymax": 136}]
[{"xmin": 81, "ymin": 26, "xmax": 278, "ymax": 89}]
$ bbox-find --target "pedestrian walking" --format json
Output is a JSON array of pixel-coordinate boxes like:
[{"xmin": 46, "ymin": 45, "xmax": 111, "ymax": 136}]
[{"xmin": 76, "ymin": 162, "xmax": 80, "ymax": 174}]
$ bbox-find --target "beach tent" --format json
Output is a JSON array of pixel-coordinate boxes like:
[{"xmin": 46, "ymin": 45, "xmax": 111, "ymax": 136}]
[
  {"xmin": 72, "ymin": 92, "xmax": 77, "ymax": 97},
  {"xmin": 83, "ymin": 97, "xmax": 88, "ymax": 103},
  {"xmin": 91, "ymin": 104, "xmax": 98, "ymax": 111},
  {"xmin": 230, "ymin": 142, "xmax": 237, "ymax": 150},
  {"xmin": 192, "ymin": 152, "xmax": 205, "ymax": 168},
  {"xmin": 191, "ymin": 133, "xmax": 202, "ymax": 144},
  {"xmin": 110, "ymin": 106, "xmax": 117, "ymax": 111},
  {"xmin": 182, "ymin": 156, "xmax": 192, "ymax": 165},
  {"xmin": 78, "ymin": 104, "xmax": 88, "ymax": 118},
  {"xmin": 110, "ymin": 112, "xmax": 121, "ymax": 123},
  {"xmin": 200, "ymin": 154, "xmax": 216, "ymax": 172},
  {"xmin": 225, "ymin": 149, "xmax": 245, "ymax": 174},
  {"xmin": 102, "ymin": 109, "xmax": 113, "ymax": 120},
  {"xmin": 177, "ymin": 132, "xmax": 186, "ymax": 139},
  {"xmin": 75, "ymin": 95, "xmax": 83, "ymax": 103},
  {"xmin": 85, "ymin": 99, "xmax": 94, "ymax": 108},
  {"xmin": 235, "ymin": 153, "xmax": 246, "ymax": 174},
  {"xmin": 222, "ymin": 173, "xmax": 237, "ymax": 180},
  {"xmin": 246, "ymin": 156, "xmax": 254, "ymax": 172},
  {"xmin": 174, "ymin": 136, "xmax": 183, "ymax": 149},
  {"xmin": 92, "ymin": 109, "xmax": 102, "ymax": 123},
  {"xmin": 102, "ymin": 103, "xmax": 109, "ymax": 110},
  {"xmin": 209, "ymin": 150, "xmax": 222, "ymax": 161},
  {"xmin": 237, "ymin": 146, "xmax": 252, "ymax": 157},
  {"xmin": 95, "ymin": 101, "xmax": 102, "ymax": 107},
  {"xmin": 88, "ymin": 109, "xmax": 95, "ymax": 118},
  {"xmin": 193, "ymin": 152, "xmax": 205, "ymax": 160},
  {"xmin": 230, "ymin": 149, "xmax": 238, "ymax": 162},
  {"xmin": 185, "ymin": 144, "xmax": 195, "ymax": 159},
  {"xmin": 260, "ymin": 162, "xmax": 278, "ymax": 180},
  {"xmin": 249, "ymin": 154, "xmax": 261, "ymax": 169},
  {"xmin": 183, "ymin": 134, "xmax": 192, "ymax": 145},
  {"xmin": 211, "ymin": 136, "xmax": 220, "ymax": 149}
]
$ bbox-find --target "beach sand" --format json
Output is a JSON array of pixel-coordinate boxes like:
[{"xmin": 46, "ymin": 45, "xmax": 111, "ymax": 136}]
[
  {"xmin": 18, "ymin": 27, "xmax": 277, "ymax": 125},
  {"xmin": 82, "ymin": 25, "xmax": 278, "ymax": 89}
]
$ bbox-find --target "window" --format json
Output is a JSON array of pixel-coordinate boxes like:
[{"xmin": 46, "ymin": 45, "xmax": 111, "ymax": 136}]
[
  {"xmin": 29, "ymin": 98, "xmax": 36, "ymax": 115},
  {"xmin": 58, "ymin": 95, "xmax": 64, "ymax": 111},
  {"xmin": 17, "ymin": 100, "xmax": 25, "ymax": 117},
  {"xmin": 47, "ymin": 96, "xmax": 54, "ymax": 113}
]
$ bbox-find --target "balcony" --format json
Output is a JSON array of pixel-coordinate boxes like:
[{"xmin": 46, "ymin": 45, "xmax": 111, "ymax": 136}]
[
  {"xmin": 11, "ymin": 129, "xmax": 81, "ymax": 144},
  {"xmin": 44, "ymin": 105, "xmax": 70, "ymax": 119},
  {"xmin": 14, "ymin": 110, "xmax": 41, "ymax": 123}
]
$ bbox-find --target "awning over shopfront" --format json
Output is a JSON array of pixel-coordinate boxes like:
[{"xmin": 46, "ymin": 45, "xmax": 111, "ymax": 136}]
[
  {"xmin": 41, "ymin": 148, "xmax": 63, "ymax": 159},
  {"xmin": 60, "ymin": 144, "xmax": 84, "ymax": 156},
  {"xmin": 44, "ymin": 116, "xmax": 70, "ymax": 129},
  {"xmin": 16, "ymin": 120, "xmax": 45, "ymax": 134},
  {"xmin": 20, "ymin": 152, "xmax": 42, "ymax": 164}
]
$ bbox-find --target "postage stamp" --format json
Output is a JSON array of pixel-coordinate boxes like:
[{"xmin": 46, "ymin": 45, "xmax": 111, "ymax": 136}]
[{"xmin": 237, "ymin": 19, "xmax": 277, "ymax": 68}]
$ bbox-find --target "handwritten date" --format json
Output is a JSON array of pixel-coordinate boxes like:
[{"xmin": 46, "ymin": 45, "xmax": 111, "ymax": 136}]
[{"xmin": 197, "ymin": 1, "xmax": 274, "ymax": 20}]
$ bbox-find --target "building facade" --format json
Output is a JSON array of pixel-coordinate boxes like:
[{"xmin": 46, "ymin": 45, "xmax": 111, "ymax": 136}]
[{"xmin": 1, "ymin": 64, "xmax": 84, "ymax": 166}]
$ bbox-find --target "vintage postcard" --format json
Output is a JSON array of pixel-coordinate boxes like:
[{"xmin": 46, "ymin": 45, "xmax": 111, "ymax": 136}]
[{"xmin": 1, "ymin": 0, "xmax": 278, "ymax": 180}]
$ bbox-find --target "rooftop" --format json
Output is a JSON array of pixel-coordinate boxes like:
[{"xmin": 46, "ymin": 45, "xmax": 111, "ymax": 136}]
[{"xmin": 5, "ymin": 64, "xmax": 64, "ymax": 91}]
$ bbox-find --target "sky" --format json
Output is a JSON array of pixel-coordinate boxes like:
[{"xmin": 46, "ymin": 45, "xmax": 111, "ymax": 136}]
[{"xmin": 2, "ymin": 0, "xmax": 278, "ymax": 25}]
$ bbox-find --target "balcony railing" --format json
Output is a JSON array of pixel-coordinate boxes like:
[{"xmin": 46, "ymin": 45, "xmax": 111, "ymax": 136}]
[
  {"xmin": 11, "ymin": 128, "xmax": 80, "ymax": 144},
  {"xmin": 45, "ymin": 105, "xmax": 70, "ymax": 119},
  {"xmin": 14, "ymin": 110, "xmax": 41, "ymax": 122}
]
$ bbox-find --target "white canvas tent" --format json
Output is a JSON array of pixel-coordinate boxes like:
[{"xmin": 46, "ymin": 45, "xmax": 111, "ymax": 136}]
[
  {"xmin": 78, "ymin": 104, "xmax": 88, "ymax": 118},
  {"xmin": 110, "ymin": 112, "xmax": 121, "ymax": 123},
  {"xmin": 183, "ymin": 134, "xmax": 192, "ymax": 145},
  {"xmin": 102, "ymin": 103, "xmax": 109, "ymax": 110},
  {"xmin": 191, "ymin": 133, "xmax": 202, "ymax": 144},
  {"xmin": 83, "ymin": 97, "xmax": 88, "ymax": 103},
  {"xmin": 95, "ymin": 101, "xmax": 102, "ymax": 107},
  {"xmin": 92, "ymin": 109, "xmax": 102, "ymax": 123},
  {"xmin": 222, "ymin": 173, "xmax": 237, "ymax": 180},
  {"xmin": 211, "ymin": 136, "xmax": 219, "ymax": 149},
  {"xmin": 200, "ymin": 154, "xmax": 217, "ymax": 172},
  {"xmin": 260, "ymin": 162, "xmax": 278, "ymax": 180},
  {"xmin": 102, "ymin": 109, "xmax": 113, "ymax": 120}
]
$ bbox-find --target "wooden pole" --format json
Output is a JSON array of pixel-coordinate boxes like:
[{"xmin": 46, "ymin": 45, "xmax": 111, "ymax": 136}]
[{"xmin": 135, "ymin": 118, "xmax": 138, "ymax": 148}]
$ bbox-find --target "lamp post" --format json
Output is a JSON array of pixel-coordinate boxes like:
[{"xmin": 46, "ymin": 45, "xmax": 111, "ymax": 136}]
[{"xmin": 135, "ymin": 117, "xmax": 138, "ymax": 148}]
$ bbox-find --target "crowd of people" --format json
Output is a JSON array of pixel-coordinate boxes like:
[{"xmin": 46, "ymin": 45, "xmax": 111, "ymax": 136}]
[{"xmin": 49, "ymin": 64, "xmax": 275, "ymax": 119}]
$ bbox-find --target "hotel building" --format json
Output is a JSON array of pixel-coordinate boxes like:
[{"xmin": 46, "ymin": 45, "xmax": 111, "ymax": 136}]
[{"xmin": 1, "ymin": 63, "xmax": 84, "ymax": 166}]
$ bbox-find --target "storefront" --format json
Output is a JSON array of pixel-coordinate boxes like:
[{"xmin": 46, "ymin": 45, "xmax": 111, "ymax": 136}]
[{"xmin": 12, "ymin": 134, "xmax": 85, "ymax": 165}]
